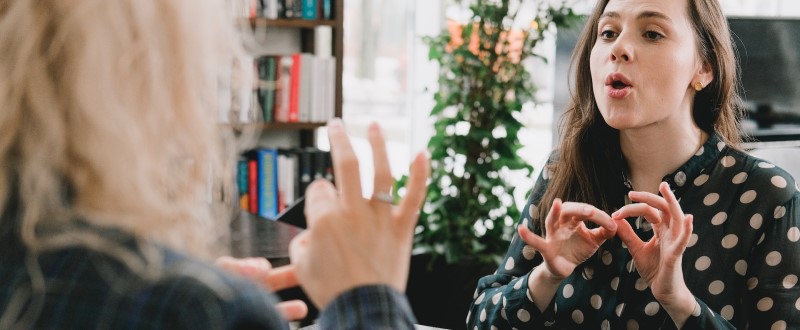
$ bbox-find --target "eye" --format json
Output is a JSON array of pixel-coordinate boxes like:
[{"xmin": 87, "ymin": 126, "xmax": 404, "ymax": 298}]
[
  {"xmin": 644, "ymin": 31, "xmax": 664, "ymax": 41},
  {"xmin": 600, "ymin": 30, "xmax": 618, "ymax": 40}
]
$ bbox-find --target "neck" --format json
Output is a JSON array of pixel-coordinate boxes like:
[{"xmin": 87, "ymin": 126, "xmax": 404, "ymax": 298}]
[{"xmin": 620, "ymin": 121, "xmax": 706, "ymax": 194}]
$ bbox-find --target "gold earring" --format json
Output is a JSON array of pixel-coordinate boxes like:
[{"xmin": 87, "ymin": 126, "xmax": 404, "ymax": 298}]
[{"xmin": 694, "ymin": 81, "xmax": 703, "ymax": 91}]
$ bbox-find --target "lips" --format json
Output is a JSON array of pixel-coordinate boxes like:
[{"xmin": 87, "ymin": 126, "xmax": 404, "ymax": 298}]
[
  {"xmin": 605, "ymin": 73, "xmax": 633, "ymax": 99},
  {"xmin": 605, "ymin": 73, "xmax": 633, "ymax": 89}
]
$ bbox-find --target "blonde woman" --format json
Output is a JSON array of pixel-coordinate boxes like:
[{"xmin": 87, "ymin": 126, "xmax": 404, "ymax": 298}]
[
  {"xmin": 469, "ymin": 0, "xmax": 799, "ymax": 328},
  {"xmin": 0, "ymin": 1, "xmax": 429, "ymax": 329}
]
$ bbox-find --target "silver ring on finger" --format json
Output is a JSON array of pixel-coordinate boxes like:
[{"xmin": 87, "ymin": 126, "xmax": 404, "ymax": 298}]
[{"xmin": 371, "ymin": 192, "xmax": 394, "ymax": 204}]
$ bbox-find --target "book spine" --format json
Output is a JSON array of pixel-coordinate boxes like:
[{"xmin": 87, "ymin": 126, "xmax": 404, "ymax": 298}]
[
  {"xmin": 322, "ymin": 0, "xmax": 332, "ymax": 19},
  {"xmin": 258, "ymin": 148, "xmax": 280, "ymax": 219},
  {"xmin": 301, "ymin": 0, "xmax": 317, "ymax": 20},
  {"xmin": 248, "ymin": 158, "xmax": 258, "ymax": 214},
  {"xmin": 289, "ymin": 53, "xmax": 301, "ymax": 122},
  {"xmin": 237, "ymin": 159, "xmax": 249, "ymax": 211},
  {"xmin": 263, "ymin": 56, "xmax": 277, "ymax": 122}
]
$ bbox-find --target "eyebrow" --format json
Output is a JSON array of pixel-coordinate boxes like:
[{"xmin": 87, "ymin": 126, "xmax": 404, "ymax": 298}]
[{"xmin": 600, "ymin": 10, "xmax": 673, "ymax": 23}]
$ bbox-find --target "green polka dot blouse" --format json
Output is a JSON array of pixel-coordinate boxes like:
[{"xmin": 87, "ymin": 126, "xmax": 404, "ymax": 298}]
[{"xmin": 468, "ymin": 133, "xmax": 799, "ymax": 329}]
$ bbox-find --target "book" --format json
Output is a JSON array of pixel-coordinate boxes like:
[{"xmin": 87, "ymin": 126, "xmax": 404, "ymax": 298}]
[
  {"xmin": 237, "ymin": 158, "xmax": 249, "ymax": 211},
  {"xmin": 322, "ymin": 0, "xmax": 332, "ymax": 19},
  {"xmin": 258, "ymin": 148, "xmax": 280, "ymax": 219},
  {"xmin": 274, "ymin": 56, "xmax": 293, "ymax": 122},
  {"xmin": 248, "ymin": 158, "xmax": 258, "ymax": 214},
  {"xmin": 288, "ymin": 53, "xmax": 302, "ymax": 122},
  {"xmin": 298, "ymin": 148, "xmax": 314, "ymax": 196},
  {"xmin": 301, "ymin": 0, "xmax": 317, "ymax": 20}
]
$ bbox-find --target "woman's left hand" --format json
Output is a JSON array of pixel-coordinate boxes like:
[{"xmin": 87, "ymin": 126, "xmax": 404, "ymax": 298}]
[{"xmin": 611, "ymin": 182, "xmax": 697, "ymax": 327}]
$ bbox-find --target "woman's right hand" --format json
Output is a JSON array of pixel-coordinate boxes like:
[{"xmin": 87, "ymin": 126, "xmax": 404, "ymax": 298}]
[
  {"xmin": 518, "ymin": 199, "xmax": 617, "ymax": 279},
  {"xmin": 517, "ymin": 199, "xmax": 616, "ymax": 310}
]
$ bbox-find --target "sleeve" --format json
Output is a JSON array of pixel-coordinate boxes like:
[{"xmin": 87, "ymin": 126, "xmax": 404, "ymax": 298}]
[
  {"xmin": 678, "ymin": 192, "xmax": 800, "ymax": 330},
  {"xmin": 318, "ymin": 285, "xmax": 416, "ymax": 330},
  {"xmin": 467, "ymin": 169, "xmax": 557, "ymax": 329}
]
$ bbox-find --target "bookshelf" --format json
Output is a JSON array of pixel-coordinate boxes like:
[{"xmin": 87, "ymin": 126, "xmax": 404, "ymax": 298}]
[{"xmin": 229, "ymin": 0, "xmax": 344, "ymax": 263}]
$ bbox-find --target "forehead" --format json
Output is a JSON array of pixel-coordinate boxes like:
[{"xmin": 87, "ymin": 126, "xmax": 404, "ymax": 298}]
[{"xmin": 602, "ymin": 0, "xmax": 691, "ymax": 23}]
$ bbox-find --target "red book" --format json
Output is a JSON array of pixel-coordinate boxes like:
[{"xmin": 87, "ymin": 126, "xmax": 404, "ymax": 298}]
[
  {"xmin": 289, "ymin": 53, "xmax": 301, "ymax": 122},
  {"xmin": 248, "ymin": 159, "xmax": 258, "ymax": 214}
]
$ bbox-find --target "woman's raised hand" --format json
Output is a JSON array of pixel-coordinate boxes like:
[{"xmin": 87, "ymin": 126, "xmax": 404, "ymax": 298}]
[
  {"xmin": 288, "ymin": 119, "xmax": 430, "ymax": 309},
  {"xmin": 611, "ymin": 182, "xmax": 697, "ymax": 327},
  {"xmin": 518, "ymin": 199, "xmax": 617, "ymax": 280}
]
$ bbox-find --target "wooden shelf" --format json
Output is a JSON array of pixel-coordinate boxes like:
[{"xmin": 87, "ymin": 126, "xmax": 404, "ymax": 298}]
[
  {"xmin": 246, "ymin": 18, "xmax": 337, "ymax": 29},
  {"xmin": 259, "ymin": 122, "xmax": 327, "ymax": 130}
]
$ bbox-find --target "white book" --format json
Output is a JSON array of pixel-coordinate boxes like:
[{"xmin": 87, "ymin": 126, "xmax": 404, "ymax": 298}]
[
  {"xmin": 298, "ymin": 53, "xmax": 315, "ymax": 123},
  {"xmin": 274, "ymin": 56, "xmax": 293, "ymax": 122}
]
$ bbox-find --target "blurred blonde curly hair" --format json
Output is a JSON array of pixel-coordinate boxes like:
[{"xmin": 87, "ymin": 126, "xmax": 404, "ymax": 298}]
[{"xmin": 0, "ymin": 0, "xmax": 242, "ymax": 260}]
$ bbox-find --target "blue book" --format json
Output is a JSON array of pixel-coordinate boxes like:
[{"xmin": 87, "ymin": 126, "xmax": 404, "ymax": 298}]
[
  {"xmin": 322, "ymin": 0, "xmax": 331, "ymax": 19},
  {"xmin": 301, "ymin": 0, "xmax": 317, "ymax": 20},
  {"xmin": 257, "ymin": 148, "xmax": 280, "ymax": 219}
]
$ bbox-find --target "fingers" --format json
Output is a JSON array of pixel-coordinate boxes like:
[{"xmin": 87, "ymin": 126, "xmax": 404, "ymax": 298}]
[
  {"xmin": 517, "ymin": 224, "xmax": 548, "ymax": 253},
  {"xmin": 326, "ymin": 119, "xmax": 363, "ymax": 207},
  {"xmin": 261, "ymin": 265, "xmax": 300, "ymax": 292},
  {"xmin": 627, "ymin": 190, "xmax": 670, "ymax": 215},
  {"xmin": 544, "ymin": 198, "xmax": 562, "ymax": 235},
  {"xmin": 659, "ymin": 182, "xmax": 685, "ymax": 224},
  {"xmin": 395, "ymin": 151, "xmax": 430, "ymax": 230},
  {"xmin": 677, "ymin": 214, "xmax": 694, "ymax": 248},
  {"xmin": 612, "ymin": 203, "xmax": 662, "ymax": 225},
  {"xmin": 558, "ymin": 202, "xmax": 617, "ymax": 232},
  {"xmin": 276, "ymin": 300, "xmax": 309, "ymax": 321},
  {"xmin": 304, "ymin": 179, "xmax": 339, "ymax": 227},
  {"xmin": 215, "ymin": 256, "xmax": 272, "ymax": 278},
  {"xmin": 614, "ymin": 218, "xmax": 644, "ymax": 255},
  {"xmin": 367, "ymin": 122, "xmax": 393, "ymax": 205}
]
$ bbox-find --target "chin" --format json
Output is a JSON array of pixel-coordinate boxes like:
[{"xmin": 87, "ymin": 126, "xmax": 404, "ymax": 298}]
[{"xmin": 598, "ymin": 110, "xmax": 637, "ymax": 130}]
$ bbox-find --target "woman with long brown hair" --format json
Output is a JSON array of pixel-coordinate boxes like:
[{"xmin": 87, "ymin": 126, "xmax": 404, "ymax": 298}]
[{"xmin": 469, "ymin": 0, "xmax": 799, "ymax": 328}]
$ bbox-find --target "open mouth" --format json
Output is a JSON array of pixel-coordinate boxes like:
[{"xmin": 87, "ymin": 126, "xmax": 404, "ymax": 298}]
[
  {"xmin": 611, "ymin": 80, "xmax": 629, "ymax": 89},
  {"xmin": 605, "ymin": 73, "xmax": 633, "ymax": 89}
]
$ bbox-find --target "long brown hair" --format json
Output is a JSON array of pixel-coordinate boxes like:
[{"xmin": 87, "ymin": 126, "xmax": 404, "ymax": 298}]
[{"xmin": 535, "ymin": 0, "xmax": 744, "ymax": 229}]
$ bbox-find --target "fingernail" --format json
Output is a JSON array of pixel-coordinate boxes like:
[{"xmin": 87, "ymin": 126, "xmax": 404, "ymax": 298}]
[
  {"xmin": 611, "ymin": 210, "xmax": 619, "ymax": 218},
  {"xmin": 328, "ymin": 118, "xmax": 343, "ymax": 131}
]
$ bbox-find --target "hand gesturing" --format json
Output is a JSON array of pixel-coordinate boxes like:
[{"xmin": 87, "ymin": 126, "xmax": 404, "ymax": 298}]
[
  {"xmin": 611, "ymin": 182, "xmax": 696, "ymax": 325},
  {"xmin": 518, "ymin": 198, "xmax": 617, "ymax": 280},
  {"xmin": 288, "ymin": 120, "xmax": 430, "ymax": 309}
]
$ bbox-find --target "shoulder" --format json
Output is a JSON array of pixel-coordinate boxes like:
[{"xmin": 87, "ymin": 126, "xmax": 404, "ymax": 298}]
[
  {"xmin": 723, "ymin": 147, "xmax": 798, "ymax": 206},
  {"xmin": 39, "ymin": 239, "xmax": 286, "ymax": 329},
  {"xmin": 139, "ymin": 249, "xmax": 286, "ymax": 329}
]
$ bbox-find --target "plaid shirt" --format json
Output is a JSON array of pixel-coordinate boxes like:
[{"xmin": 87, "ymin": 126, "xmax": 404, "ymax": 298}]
[{"xmin": 0, "ymin": 224, "xmax": 415, "ymax": 329}]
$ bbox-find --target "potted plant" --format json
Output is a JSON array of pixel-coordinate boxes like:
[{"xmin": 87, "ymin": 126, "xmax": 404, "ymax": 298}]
[{"xmin": 395, "ymin": 1, "xmax": 578, "ymax": 328}]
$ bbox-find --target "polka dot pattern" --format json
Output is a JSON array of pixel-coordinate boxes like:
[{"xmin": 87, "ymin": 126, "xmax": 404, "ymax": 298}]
[
  {"xmin": 740, "ymin": 190, "xmax": 757, "ymax": 204},
  {"xmin": 789, "ymin": 227, "xmax": 800, "ymax": 242},
  {"xmin": 732, "ymin": 172, "xmax": 748, "ymax": 184},
  {"xmin": 694, "ymin": 174, "xmax": 710, "ymax": 186},
  {"xmin": 695, "ymin": 256, "xmax": 711, "ymax": 271},
  {"xmin": 783, "ymin": 275, "xmax": 797, "ymax": 289},
  {"xmin": 703, "ymin": 193, "xmax": 720, "ymax": 206},
  {"xmin": 735, "ymin": 260, "xmax": 748, "ymax": 276},
  {"xmin": 711, "ymin": 212, "xmax": 727, "ymax": 225},
  {"xmin": 772, "ymin": 176, "xmax": 788, "ymax": 188},
  {"xmin": 468, "ymin": 135, "xmax": 800, "ymax": 330}
]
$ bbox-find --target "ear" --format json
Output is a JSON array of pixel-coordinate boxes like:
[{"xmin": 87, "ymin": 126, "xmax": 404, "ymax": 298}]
[{"xmin": 694, "ymin": 59, "xmax": 714, "ymax": 88}]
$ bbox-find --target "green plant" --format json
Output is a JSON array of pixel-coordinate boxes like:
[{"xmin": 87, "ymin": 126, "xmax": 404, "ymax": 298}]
[{"xmin": 396, "ymin": 0, "xmax": 579, "ymax": 267}]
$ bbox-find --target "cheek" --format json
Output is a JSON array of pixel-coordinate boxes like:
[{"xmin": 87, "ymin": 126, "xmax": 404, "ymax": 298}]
[{"xmin": 589, "ymin": 47, "xmax": 603, "ymax": 85}]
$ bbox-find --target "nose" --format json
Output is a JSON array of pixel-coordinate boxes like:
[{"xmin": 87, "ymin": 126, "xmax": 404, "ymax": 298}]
[{"xmin": 609, "ymin": 35, "xmax": 633, "ymax": 62}]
